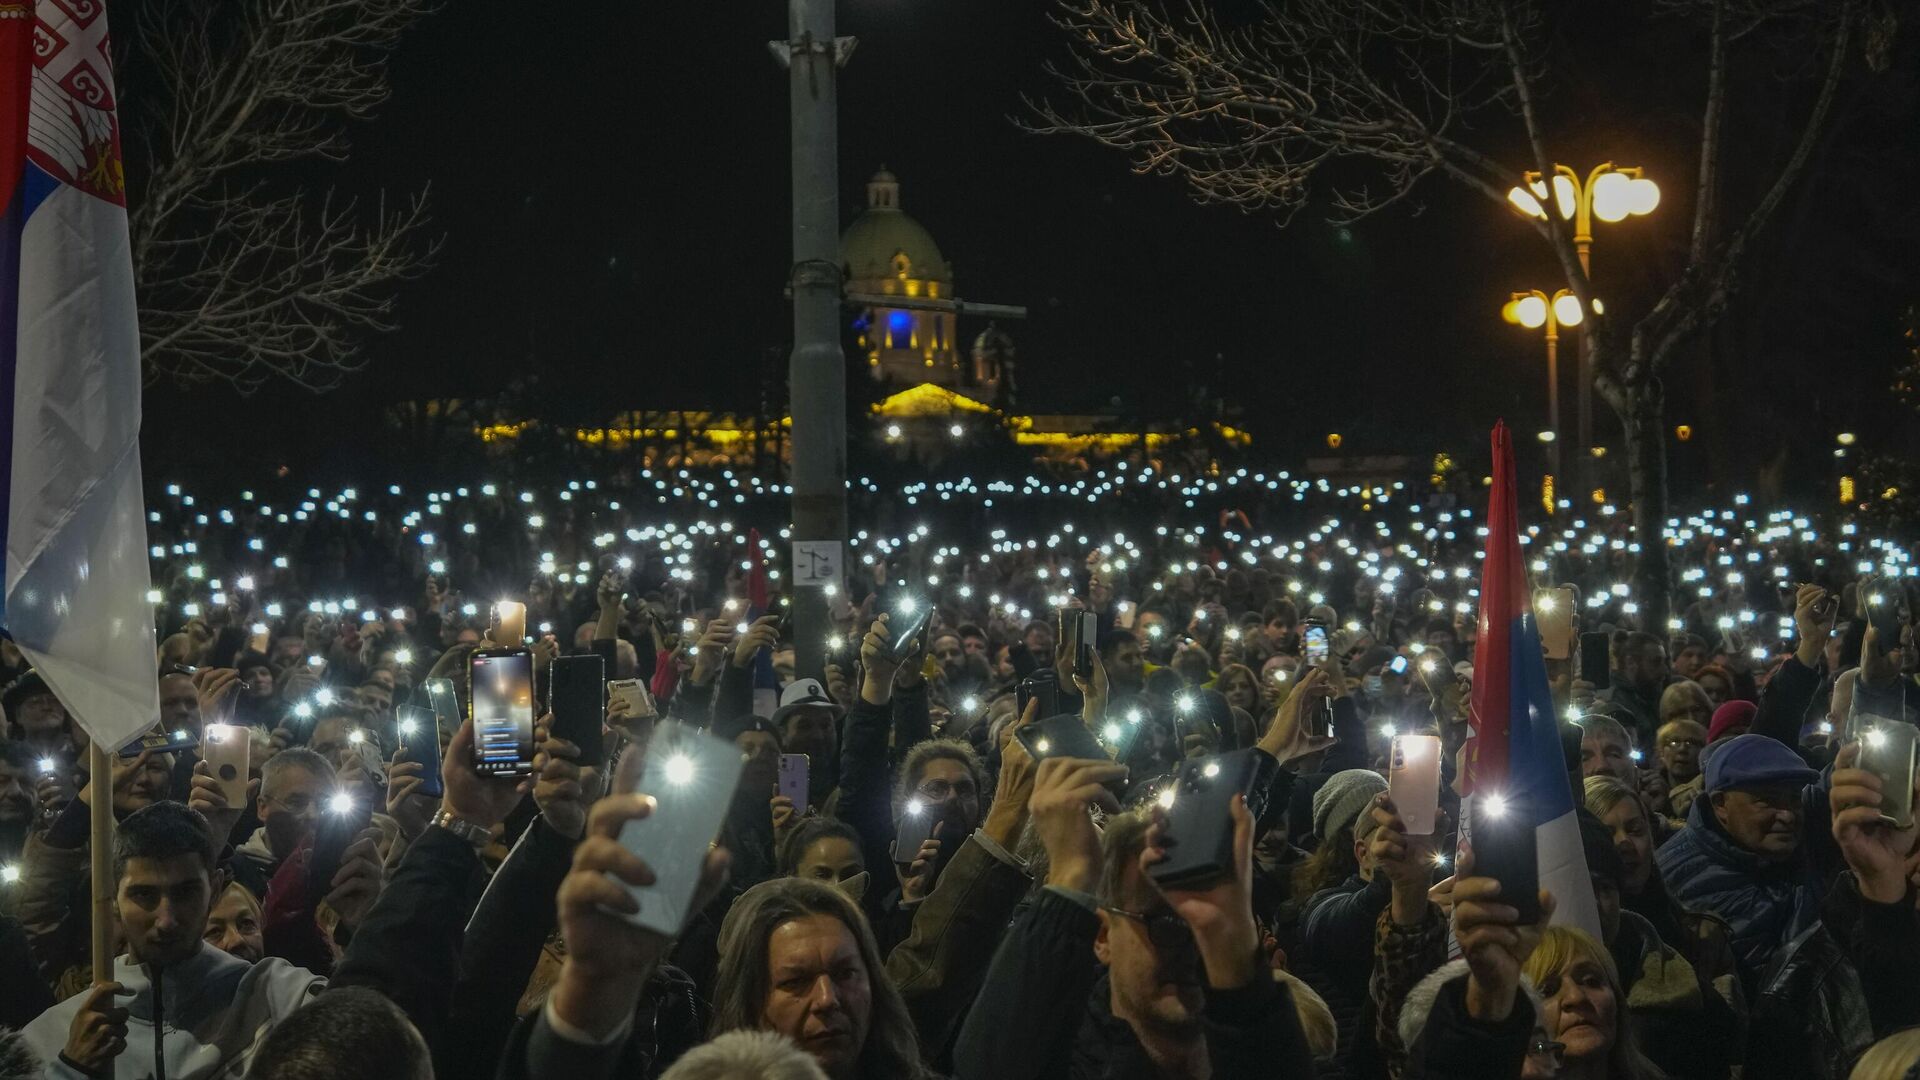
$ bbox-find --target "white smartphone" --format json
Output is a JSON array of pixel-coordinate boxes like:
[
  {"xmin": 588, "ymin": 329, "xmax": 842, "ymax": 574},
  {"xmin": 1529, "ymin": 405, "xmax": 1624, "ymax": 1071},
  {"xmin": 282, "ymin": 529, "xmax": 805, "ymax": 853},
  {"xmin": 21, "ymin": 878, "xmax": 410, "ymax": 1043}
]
[
  {"xmin": 612, "ymin": 721, "xmax": 743, "ymax": 937},
  {"xmin": 201, "ymin": 723, "xmax": 252, "ymax": 809},
  {"xmin": 608, "ymin": 678, "xmax": 657, "ymax": 720},
  {"xmin": 1388, "ymin": 734, "xmax": 1442, "ymax": 836},
  {"xmin": 494, "ymin": 600, "xmax": 527, "ymax": 646}
]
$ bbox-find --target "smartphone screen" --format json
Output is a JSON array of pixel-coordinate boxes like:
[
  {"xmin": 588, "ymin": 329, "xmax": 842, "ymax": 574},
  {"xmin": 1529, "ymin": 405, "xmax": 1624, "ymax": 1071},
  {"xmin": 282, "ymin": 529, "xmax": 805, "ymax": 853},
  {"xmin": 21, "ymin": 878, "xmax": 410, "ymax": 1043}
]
[
  {"xmin": 1304, "ymin": 623, "xmax": 1330, "ymax": 665},
  {"xmin": 201, "ymin": 723, "xmax": 251, "ymax": 809},
  {"xmin": 1388, "ymin": 735, "xmax": 1442, "ymax": 836},
  {"xmin": 613, "ymin": 722, "xmax": 743, "ymax": 936},
  {"xmin": 1389, "ymin": 655, "xmax": 1410, "ymax": 676},
  {"xmin": 549, "ymin": 654, "xmax": 607, "ymax": 768},
  {"xmin": 395, "ymin": 704, "xmax": 444, "ymax": 799},
  {"xmin": 778, "ymin": 753, "xmax": 810, "ymax": 808},
  {"xmin": 469, "ymin": 648, "xmax": 535, "ymax": 777}
]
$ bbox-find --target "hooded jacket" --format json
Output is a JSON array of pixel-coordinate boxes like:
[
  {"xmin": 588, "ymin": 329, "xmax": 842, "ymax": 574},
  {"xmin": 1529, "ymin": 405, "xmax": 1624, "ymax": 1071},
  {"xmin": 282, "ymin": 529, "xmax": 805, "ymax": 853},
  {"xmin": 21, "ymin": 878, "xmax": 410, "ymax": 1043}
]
[
  {"xmin": 21, "ymin": 945, "xmax": 323, "ymax": 1080},
  {"xmin": 1654, "ymin": 795, "xmax": 1823, "ymax": 989}
]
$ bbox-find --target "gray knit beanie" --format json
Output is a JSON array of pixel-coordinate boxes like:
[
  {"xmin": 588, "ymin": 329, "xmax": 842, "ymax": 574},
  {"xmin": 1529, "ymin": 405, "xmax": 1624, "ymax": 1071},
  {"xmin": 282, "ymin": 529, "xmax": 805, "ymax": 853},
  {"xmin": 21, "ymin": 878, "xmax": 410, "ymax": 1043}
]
[{"xmin": 1311, "ymin": 768, "xmax": 1388, "ymax": 842}]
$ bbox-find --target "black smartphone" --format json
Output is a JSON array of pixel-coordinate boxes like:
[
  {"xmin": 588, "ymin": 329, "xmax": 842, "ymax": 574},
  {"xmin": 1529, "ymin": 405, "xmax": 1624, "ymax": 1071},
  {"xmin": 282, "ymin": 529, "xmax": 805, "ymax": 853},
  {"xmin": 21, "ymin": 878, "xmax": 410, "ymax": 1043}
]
[
  {"xmin": 887, "ymin": 602, "xmax": 933, "ymax": 661},
  {"xmin": 394, "ymin": 705, "xmax": 444, "ymax": 800},
  {"xmin": 1148, "ymin": 749, "xmax": 1261, "ymax": 891},
  {"xmin": 469, "ymin": 647, "xmax": 535, "ymax": 777},
  {"xmin": 1070, "ymin": 610, "xmax": 1097, "ymax": 681},
  {"xmin": 424, "ymin": 677, "xmax": 460, "ymax": 739},
  {"xmin": 1579, "ymin": 632, "xmax": 1613, "ymax": 691},
  {"xmin": 1016, "ymin": 713, "xmax": 1111, "ymax": 762},
  {"xmin": 1017, "ymin": 669, "xmax": 1060, "ymax": 723},
  {"xmin": 120, "ymin": 726, "xmax": 199, "ymax": 759},
  {"xmin": 1864, "ymin": 577, "xmax": 1908, "ymax": 644},
  {"xmin": 1472, "ymin": 793, "xmax": 1541, "ymax": 923},
  {"xmin": 894, "ymin": 801, "xmax": 937, "ymax": 864},
  {"xmin": 549, "ymin": 654, "xmax": 607, "ymax": 769},
  {"xmin": 308, "ymin": 787, "xmax": 374, "ymax": 899}
]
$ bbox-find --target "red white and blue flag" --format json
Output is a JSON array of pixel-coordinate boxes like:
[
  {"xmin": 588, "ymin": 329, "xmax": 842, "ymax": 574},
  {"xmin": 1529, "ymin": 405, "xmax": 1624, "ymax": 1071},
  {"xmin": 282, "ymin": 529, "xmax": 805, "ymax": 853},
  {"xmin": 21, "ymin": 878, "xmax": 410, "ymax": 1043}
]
[
  {"xmin": 2, "ymin": 0, "xmax": 159, "ymax": 751},
  {"xmin": 1464, "ymin": 422, "xmax": 1600, "ymax": 937}
]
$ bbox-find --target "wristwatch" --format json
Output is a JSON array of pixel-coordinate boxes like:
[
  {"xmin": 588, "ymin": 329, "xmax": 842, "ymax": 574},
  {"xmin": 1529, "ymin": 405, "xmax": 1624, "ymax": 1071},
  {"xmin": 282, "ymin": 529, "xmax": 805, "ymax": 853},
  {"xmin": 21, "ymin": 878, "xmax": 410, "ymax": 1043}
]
[{"xmin": 429, "ymin": 809, "xmax": 492, "ymax": 850}]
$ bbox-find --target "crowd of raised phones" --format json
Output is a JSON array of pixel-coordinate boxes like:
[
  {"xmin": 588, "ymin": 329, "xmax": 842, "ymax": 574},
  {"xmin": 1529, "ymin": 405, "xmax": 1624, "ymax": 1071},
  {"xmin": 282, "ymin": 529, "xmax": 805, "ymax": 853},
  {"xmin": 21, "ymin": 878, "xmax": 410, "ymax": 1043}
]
[{"xmin": 0, "ymin": 466, "xmax": 1916, "ymax": 1080}]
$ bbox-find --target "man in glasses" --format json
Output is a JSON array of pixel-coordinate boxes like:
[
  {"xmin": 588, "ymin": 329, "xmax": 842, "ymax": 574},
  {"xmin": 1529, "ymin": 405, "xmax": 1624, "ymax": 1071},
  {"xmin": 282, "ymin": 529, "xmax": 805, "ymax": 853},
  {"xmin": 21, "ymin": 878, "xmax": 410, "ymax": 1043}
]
[
  {"xmin": 954, "ymin": 755, "xmax": 1313, "ymax": 1079},
  {"xmin": 234, "ymin": 748, "xmax": 336, "ymax": 894}
]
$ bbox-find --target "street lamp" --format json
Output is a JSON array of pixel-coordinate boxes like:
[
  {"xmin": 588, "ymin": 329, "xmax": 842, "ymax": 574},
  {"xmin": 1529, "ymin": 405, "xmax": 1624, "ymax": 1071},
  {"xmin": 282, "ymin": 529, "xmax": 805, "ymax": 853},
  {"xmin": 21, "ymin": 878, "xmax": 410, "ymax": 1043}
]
[
  {"xmin": 1503, "ymin": 290, "xmax": 1599, "ymax": 492},
  {"xmin": 1506, "ymin": 162, "xmax": 1658, "ymax": 493}
]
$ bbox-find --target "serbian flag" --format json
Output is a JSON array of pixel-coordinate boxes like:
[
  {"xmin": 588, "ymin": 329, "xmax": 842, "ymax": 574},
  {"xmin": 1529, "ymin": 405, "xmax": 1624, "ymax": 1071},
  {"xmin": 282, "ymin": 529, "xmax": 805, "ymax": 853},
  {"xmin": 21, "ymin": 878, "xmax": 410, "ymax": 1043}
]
[
  {"xmin": 1, "ymin": 0, "xmax": 160, "ymax": 751},
  {"xmin": 1463, "ymin": 422, "xmax": 1600, "ymax": 937},
  {"xmin": 745, "ymin": 528, "xmax": 778, "ymax": 717}
]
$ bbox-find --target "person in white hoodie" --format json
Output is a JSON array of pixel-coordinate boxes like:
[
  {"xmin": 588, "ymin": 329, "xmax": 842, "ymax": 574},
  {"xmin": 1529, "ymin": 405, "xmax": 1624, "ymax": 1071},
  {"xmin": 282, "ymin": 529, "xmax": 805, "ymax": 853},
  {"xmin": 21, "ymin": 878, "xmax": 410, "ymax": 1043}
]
[{"xmin": 22, "ymin": 801, "xmax": 323, "ymax": 1079}]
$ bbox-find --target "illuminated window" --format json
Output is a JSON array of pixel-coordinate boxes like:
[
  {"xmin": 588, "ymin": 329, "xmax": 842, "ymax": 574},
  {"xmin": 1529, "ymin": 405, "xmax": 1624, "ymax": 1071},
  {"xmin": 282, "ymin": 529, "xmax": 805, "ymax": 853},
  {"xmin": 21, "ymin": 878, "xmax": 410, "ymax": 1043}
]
[{"xmin": 887, "ymin": 311, "xmax": 913, "ymax": 349}]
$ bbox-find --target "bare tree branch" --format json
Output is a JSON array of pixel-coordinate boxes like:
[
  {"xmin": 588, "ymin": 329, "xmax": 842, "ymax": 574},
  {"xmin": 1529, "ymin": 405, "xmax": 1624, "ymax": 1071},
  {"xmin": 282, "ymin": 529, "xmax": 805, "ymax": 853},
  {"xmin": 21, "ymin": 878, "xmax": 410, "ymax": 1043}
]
[{"xmin": 123, "ymin": 0, "xmax": 442, "ymax": 393}]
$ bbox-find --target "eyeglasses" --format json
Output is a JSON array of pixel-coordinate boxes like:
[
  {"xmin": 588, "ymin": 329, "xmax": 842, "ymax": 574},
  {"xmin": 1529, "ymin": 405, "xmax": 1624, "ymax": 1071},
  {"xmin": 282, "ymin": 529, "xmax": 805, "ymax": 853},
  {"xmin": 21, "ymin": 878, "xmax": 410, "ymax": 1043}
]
[
  {"xmin": 262, "ymin": 793, "xmax": 321, "ymax": 815},
  {"xmin": 1659, "ymin": 736, "xmax": 1705, "ymax": 749},
  {"xmin": 1103, "ymin": 906, "xmax": 1193, "ymax": 949},
  {"xmin": 915, "ymin": 778, "xmax": 975, "ymax": 802}
]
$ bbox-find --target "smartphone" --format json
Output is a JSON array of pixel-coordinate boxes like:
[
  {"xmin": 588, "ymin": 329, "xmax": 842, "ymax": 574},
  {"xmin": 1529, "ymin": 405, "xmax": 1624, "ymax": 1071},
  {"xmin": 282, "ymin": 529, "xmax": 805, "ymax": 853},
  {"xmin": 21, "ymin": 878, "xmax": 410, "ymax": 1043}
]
[
  {"xmin": 1579, "ymin": 632, "xmax": 1613, "ymax": 691},
  {"xmin": 1533, "ymin": 587, "xmax": 1577, "ymax": 661},
  {"xmin": 1303, "ymin": 621, "xmax": 1330, "ymax": 665},
  {"xmin": 1016, "ymin": 713, "xmax": 1111, "ymax": 763},
  {"xmin": 1860, "ymin": 719, "xmax": 1918, "ymax": 830},
  {"xmin": 1388, "ymin": 735, "xmax": 1442, "ymax": 836},
  {"xmin": 469, "ymin": 647, "xmax": 536, "ymax": 777},
  {"xmin": 201, "ymin": 723, "xmax": 252, "ymax": 809},
  {"xmin": 424, "ymin": 677, "xmax": 461, "ymax": 738},
  {"xmin": 1069, "ymin": 610, "xmax": 1097, "ymax": 681},
  {"xmin": 1471, "ymin": 792, "xmax": 1540, "ymax": 923},
  {"xmin": 608, "ymin": 678, "xmax": 657, "ymax": 720},
  {"xmin": 1388, "ymin": 655, "xmax": 1410, "ymax": 677},
  {"xmin": 1016, "ymin": 669, "xmax": 1060, "ymax": 723},
  {"xmin": 1149, "ymin": 749, "xmax": 1262, "ymax": 891},
  {"xmin": 248, "ymin": 625, "xmax": 272, "ymax": 654},
  {"xmin": 394, "ymin": 704, "xmax": 444, "ymax": 800},
  {"xmin": 894, "ymin": 799, "xmax": 937, "ymax": 865},
  {"xmin": 886, "ymin": 602, "xmax": 933, "ymax": 661},
  {"xmin": 612, "ymin": 721, "xmax": 744, "ymax": 936},
  {"xmin": 121, "ymin": 726, "xmax": 199, "ymax": 759},
  {"xmin": 778, "ymin": 753, "xmax": 810, "ymax": 809},
  {"xmin": 308, "ymin": 787, "xmax": 374, "ymax": 900},
  {"xmin": 1863, "ymin": 578, "xmax": 1907, "ymax": 644},
  {"xmin": 495, "ymin": 600, "xmax": 527, "ymax": 646},
  {"xmin": 549, "ymin": 654, "xmax": 607, "ymax": 768}
]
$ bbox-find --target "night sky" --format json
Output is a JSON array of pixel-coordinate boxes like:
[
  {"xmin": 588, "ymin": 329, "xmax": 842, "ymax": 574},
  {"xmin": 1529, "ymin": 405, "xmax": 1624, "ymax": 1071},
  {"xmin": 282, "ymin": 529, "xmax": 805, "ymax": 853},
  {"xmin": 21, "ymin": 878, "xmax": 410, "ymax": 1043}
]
[{"xmin": 142, "ymin": 1, "xmax": 1920, "ymax": 495}]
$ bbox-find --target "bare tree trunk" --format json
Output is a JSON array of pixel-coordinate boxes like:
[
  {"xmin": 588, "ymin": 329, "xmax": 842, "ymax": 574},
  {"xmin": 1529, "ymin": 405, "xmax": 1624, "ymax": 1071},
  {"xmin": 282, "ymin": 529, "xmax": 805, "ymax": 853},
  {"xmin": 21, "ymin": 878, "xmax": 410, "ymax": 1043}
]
[{"xmin": 1623, "ymin": 379, "xmax": 1672, "ymax": 634}]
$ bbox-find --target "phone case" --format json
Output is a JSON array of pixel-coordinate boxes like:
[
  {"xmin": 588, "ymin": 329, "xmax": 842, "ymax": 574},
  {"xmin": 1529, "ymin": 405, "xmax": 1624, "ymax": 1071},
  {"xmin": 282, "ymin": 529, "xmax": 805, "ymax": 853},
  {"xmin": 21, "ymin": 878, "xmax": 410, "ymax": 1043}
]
[
  {"xmin": 424, "ymin": 678, "xmax": 461, "ymax": 737},
  {"xmin": 395, "ymin": 705, "xmax": 444, "ymax": 799},
  {"xmin": 1862, "ymin": 720, "xmax": 1918, "ymax": 830},
  {"xmin": 495, "ymin": 600, "xmax": 527, "ymax": 646},
  {"xmin": 549, "ymin": 655, "xmax": 607, "ymax": 768},
  {"xmin": 613, "ymin": 722, "xmax": 744, "ymax": 936},
  {"xmin": 778, "ymin": 753, "xmax": 810, "ymax": 808},
  {"xmin": 122, "ymin": 727, "xmax": 198, "ymax": 759},
  {"xmin": 200, "ymin": 724, "xmax": 251, "ymax": 809},
  {"xmin": 1388, "ymin": 735, "xmax": 1442, "ymax": 836},
  {"xmin": 470, "ymin": 648, "xmax": 535, "ymax": 777},
  {"xmin": 1017, "ymin": 670, "xmax": 1060, "ymax": 722},
  {"xmin": 1016, "ymin": 713, "xmax": 1110, "ymax": 763},
  {"xmin": 1534, "ymin": 588, "xmax": 1576, "ymax": 661},
  {"xmin": 1579, "ymin": 632, "xmax": 1613, "ymax": 691},
  {"xmin": 887, "ymin": 606, "xmax": 933, "ymax": 660},
  {"xmin": 1471, "ymin": 794, "xmax": 1540, "ymax": 923},
  {"xmin": 608, "ymin": 679, "xmax": 657, "ymax": 720},
  {"xmin": 1149, "ymin": 749, "xmax": 1261, "ymax": 891},
  {"xmin": 894, "ymin": 805, "xmax": 937, "ymax": 864}
]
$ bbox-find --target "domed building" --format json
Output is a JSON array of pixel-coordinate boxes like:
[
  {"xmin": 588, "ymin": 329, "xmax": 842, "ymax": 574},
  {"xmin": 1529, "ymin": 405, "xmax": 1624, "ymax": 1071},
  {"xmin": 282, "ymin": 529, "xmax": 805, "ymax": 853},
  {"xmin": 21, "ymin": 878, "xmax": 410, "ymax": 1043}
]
[{"xmin": 842, "ymin": 168, "xmax": 1000, "ymax": 399}]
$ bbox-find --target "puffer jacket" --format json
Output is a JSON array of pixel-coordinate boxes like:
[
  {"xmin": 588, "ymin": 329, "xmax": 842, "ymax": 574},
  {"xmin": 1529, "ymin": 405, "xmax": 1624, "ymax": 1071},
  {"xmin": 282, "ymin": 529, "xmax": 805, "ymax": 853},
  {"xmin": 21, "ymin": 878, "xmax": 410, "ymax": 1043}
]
[
  {"xmin": 1742, "ymin": 920, "xmax": 1872, "ymax": 1080},
  {"xmin": 1654, "ymin": 796, "xmax": 1823, "ymax": 989}
]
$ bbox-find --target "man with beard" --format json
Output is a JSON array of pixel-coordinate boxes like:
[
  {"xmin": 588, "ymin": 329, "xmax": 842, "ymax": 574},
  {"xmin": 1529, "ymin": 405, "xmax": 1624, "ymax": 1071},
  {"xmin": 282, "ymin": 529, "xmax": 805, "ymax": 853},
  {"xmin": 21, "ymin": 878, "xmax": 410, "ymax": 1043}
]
[
  {"xmin": 773, "ymin": 679, "xmax": 844, "ymax": 811},
  {"xmin": 955, "ymin": 757, "xmax": 1312, "ymax": 1079},
  {"xmin": 1100, "ymin": 630, "xmax": 1148, "ymax": 698},
  {"xmin": 21, "ymin": 803, "xmax": 323, "ymax": 1078}
]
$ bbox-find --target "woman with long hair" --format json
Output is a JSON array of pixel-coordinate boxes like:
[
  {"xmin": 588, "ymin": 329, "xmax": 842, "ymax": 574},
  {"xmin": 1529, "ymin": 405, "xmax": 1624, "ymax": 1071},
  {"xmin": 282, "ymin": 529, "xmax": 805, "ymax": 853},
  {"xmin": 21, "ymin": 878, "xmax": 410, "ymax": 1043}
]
[{"xmin": 710, "ymin": 877, "xmax": 929, "ymax": 1080}]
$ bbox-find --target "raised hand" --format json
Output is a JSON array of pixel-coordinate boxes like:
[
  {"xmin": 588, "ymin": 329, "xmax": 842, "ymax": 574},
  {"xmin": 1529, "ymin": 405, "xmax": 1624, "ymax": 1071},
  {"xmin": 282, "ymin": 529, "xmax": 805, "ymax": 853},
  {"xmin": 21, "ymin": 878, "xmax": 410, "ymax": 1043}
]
[
  {"xmin": 1030, "ymin": 754, "xmax": 1128, "ymax": 892},
  {"xmin": 1143, "ymin": 793, "xmax": 1260, "ymax": 991},
  {"xmin": 62, "ymin": 983, "xmax": 131, "ymax": 1072},
  {"xmin": 533, "ymin": 719, "xmax": 602, "ymax": 841},
  {"xmin": 1830, "ymin": 740, "xmax": 1920, "ymax": 904},
  {"xmin": 730, "ymin": 615, "xmax": 781, "ymax": 670},
  {"xmin": 1260, "ymin": 667, "xmax": 1338, "ymax": 765},
  {"xmin": 323, "ymin": 828, "xmax": 386, "ymax": 929},
  {"xmin": 1450, "ymin": 845, "xmax": 1556, "ymax": 1022}
]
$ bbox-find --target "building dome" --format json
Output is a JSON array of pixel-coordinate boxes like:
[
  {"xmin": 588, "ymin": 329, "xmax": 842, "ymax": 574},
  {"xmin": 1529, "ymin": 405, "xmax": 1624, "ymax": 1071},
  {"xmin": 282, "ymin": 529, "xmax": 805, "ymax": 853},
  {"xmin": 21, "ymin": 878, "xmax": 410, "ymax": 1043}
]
[{"xmin": 841, "ymin": 167, "xmax": 951, "ymax": 284}]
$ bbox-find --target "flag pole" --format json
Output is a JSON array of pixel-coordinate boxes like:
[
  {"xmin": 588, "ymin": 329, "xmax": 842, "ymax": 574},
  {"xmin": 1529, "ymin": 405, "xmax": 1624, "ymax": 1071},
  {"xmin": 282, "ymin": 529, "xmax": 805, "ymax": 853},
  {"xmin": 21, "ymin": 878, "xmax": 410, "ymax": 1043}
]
[{"xmin": 89, "ymin": 740, "xmax": 114, "ymax": 984}]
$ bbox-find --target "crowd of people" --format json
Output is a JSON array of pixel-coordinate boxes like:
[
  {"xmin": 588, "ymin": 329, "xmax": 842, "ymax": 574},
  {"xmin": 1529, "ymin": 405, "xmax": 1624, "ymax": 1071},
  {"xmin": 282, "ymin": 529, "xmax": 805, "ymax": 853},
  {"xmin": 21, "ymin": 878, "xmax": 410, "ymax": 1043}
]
[{"xmin": 0, "ymin": 463, "xmax": 1916, "ymax": 1080}]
